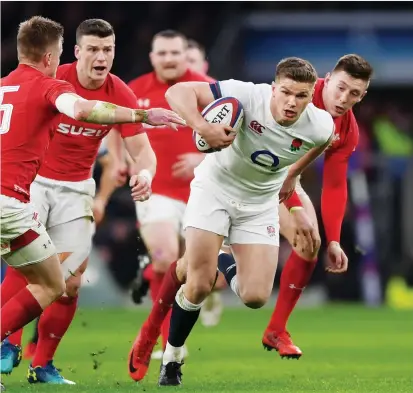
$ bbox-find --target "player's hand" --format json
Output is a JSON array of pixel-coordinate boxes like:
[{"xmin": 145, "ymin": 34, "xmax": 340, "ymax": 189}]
[
  {"xmin": 111, "ymin": 162, "xmax": 128, "ymax": 186},
  {"xmin": 279, "ymin": 175, "xmax": 297, "ymax": 203},
  {"xmin": 146, "ymin": 108, "xmax": 186, "ymax": 130},
  {"xmin": 130, "ymin": 174, "xmax": 152, "ymax": 202},
  {"xmin": 92, "ymin": 198, "xmax": 107, "ymax": 226},
  {"xmin": 172, "ymin": 153, "xmax": 205, "ymax": 179},
  {"xmin": 197, "ymin": 123, "xmax": 236, "ymax": 150},
  {"xmin": 325, "ymin": 241, "xmax": 349, "ymax": 273},
  {"xmin": 290, "ymin": 208, "xmax": 320, "ymax": 255}
]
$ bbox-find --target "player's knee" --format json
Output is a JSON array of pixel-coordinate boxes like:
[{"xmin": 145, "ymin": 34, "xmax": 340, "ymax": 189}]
[
  {"xmin": 65, "ymin": 274, "xmax": 82, "ymax": 297},
  {"xmin": 185, "ymin": 274, "xmax": 216, "ymax": 304},
  {"xmin": 240, "ymin": 288, "xmax": 271, "ymax": 309},
  {"xmin": 44, "ymin": 276, "xmax": 66, "ymax": 302},
  {"xmin": 149, "ymin": 248, "xmax": 179, "ymax": 274},
  {"xmin": 176, "ymin": 257, "xmax": 188, "ymax": 283},
  {"xmin": 295, "ymin": 242, "xmax": 321, "ymax": 261}
]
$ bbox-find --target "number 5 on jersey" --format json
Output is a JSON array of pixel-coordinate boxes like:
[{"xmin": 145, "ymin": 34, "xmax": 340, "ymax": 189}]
[{"xmin": 0, "ymin": 86, "xmax": 20, "ymax": 134}]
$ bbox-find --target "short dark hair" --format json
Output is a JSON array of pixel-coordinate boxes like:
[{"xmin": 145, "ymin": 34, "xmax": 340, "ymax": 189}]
[
  {"xmin": 332, "ymin": 54, "xmax": 373, "ymax": 81},
  {"xmin": 76, "ymin": 19, "xmax": 114, "ymax": 44},
  {"xmin": 151, "ymin": 30, "xmax": 187, "ymax": 50},
  {"xmin": 17, "ymin": 16, "xmax": 64, "ymax": 62},
  {"xmin": 275, "ymin": 57, "xmax": 318, "ymax": 84},
  {"xmin": 187, "ymin": 39, "xmax": 206, "ymax": 57}
]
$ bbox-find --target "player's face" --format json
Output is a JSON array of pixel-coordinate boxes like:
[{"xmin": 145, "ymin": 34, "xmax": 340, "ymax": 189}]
[
  {"xmin": 186, "ymin": 48, "xmax": 208, "ymax": 75},
  {"xmin": 150, "ymin": 37, "xmax": 187, "ymax": 82},
  {"xmin": 323, "ymin": 71, "xmax": 368, "ymax": 117},
  {"xmin": 270, "ymin": 77, "xmax": 314, "ymax": 126},
  {"xmin": 45, "ymin": 39, "xmax": 63, "ymax": 78},
  {"xmin": 75, "ymin": 35, "xmax": 115, "ymax": 83}
]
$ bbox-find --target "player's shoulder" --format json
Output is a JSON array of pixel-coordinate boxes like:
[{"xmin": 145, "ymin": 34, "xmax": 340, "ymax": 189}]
[
  {"xmin": 106, "ymin": 72, "xmax": 136, "ymax": 103},
  {"xmin": 307, "ymin": 103, "xmax": 334, "ymax": 127},
  {"xmin": 56, "ymin": 63, "xmax": 75, "ymax": 80},
  {"xmin": 306, "ymin": 103, "xmax": 334, "ymax": 141},
  {"xmin": 128, "ymin": 71, "xmax": 153, "ymax": 93},
  {"xmin": 185, "ymin": 69, "xmax": 215, "ymax": 82}
]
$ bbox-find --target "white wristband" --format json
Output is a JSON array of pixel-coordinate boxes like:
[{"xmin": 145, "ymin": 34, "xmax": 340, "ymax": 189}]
[
  {"xmin": 131, "ymin": 109, "xmax": 136, "ymax": 123},
  {"xmin": 138, "ymin": 169, "xmax": 152, "ymax": 185}
]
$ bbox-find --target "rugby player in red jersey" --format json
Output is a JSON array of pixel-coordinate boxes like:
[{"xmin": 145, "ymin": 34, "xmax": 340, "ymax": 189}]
[
  {"xmin": 127, "ymin": 30, "xmax": 214, "ymax": 360},
  {"xmin": 0, "ymin": 18, "xmax": 184, "ymax": 385},
  {"xmin": 259, "ymin": 54, "xmax": 373, "ymax": 358}
]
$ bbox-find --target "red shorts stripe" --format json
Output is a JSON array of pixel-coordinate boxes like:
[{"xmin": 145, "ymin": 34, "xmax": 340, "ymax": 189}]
[{"xmin": 10, "ymin": 229, "xmax": 40, "ymax": 252}]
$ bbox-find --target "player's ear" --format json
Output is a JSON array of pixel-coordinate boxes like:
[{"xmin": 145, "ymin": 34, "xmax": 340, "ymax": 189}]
[
  {"xmin": 203, "ymin": 60, "xmax": 209, "ymax": 75},
  {"xmin": 74, "ymin": 45, "xmax": 81, "ymax": 60},
  {"xmin": 324, "ymin": 72, "xmax": 331, "ymax": 84},
  {"xmin": 149, "ymin": 51, "xmax": 155, "ymax": 67},
  {"xmin": 44, "ymin": 52, "xmax": 52, "ymax": 68}
]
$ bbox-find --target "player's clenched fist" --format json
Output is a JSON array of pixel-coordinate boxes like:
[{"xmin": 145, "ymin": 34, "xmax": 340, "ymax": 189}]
[
  {"xmin": 197, "ymin": 123, "xmax": 236, "ymax": 150},
  {"xmin": 130, "ymin": 173, "xmax": 152, "ymax": 202},
  {"xmin": 145, "ymin": 108, "xmax": 186, "ymax": 130}
]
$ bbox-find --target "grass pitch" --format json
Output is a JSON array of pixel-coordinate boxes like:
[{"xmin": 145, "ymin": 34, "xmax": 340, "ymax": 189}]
[{"xmin": 3, "ymin": 304, "xmax": 412, "ymax": 392}]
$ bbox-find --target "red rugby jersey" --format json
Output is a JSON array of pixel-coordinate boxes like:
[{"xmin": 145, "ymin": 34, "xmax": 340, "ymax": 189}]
[
  {"xmin": 128, "ymin": 69, "xmax": 214, "ymax": 202},
  {"xmin": 1, "ymin": 65, "xmax": 75, "ymax": 202},
  {"xmin": 39, "ymin": 62, "xmax": 143, "ymax": 182}
]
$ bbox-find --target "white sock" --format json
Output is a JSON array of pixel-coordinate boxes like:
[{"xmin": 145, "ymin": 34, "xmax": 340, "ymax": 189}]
[
  {"xmin": 230, "ymin": 275, "xmax": 240, "ymax": 298},
  {"xmin": 163, "ymin": 342, "xmax": 184, "ymax": 365}
]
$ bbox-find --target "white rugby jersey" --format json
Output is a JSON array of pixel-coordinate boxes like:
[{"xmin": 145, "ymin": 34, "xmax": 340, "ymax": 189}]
[{"xmin": 193, "ymin": 79, "xmax": 334, "ymax": 204}]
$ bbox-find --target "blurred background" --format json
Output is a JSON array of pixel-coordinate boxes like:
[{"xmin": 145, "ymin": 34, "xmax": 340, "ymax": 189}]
[{"xmin": 2, "ymin": 1, "xmax": 413, "ymax": 310}]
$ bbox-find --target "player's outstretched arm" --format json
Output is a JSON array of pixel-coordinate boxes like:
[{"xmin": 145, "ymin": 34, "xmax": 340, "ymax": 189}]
[
  {"xmin": 54, "ymin": 93, "xmax": 185, "ymax": 126},
  {"xmin": 124, "ymin": 134, "xmax": 157, "ymax": 202}
]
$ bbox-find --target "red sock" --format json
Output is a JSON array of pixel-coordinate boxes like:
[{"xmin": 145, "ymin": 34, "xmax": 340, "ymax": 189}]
[
  {"xmin": 1, "ymin": 267, "xmax": 28, "ymax": 307},
  {"xmin": 32, "ymin": 295, "xmax": 78, "ymax": 367},
  {"xmin": 267, "ymin": 251, "xmax": 317, "ymax": 333},
  {"xmin": 146, "ymin": 261, "xmax": 181, "ymax": 333},
  {"xmin": 1, "ymin": 268, "xmax": 28, "ymax": 346},
  {"xmin": 161, "ymin": 311, "xmax": 171, "ymax": 349},
  {"xmin": 1, "ymin": 287, "xmax": 43, "ymax": 341},
  {"xmin": 149, "ymin": 271, "xmax": 165, "ymax": 303}
]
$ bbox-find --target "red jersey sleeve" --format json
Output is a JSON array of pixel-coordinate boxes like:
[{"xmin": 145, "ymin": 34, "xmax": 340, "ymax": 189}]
[
  {"xmin": 114, "ymin": 79, "xmax": 145, "ymax": 138},
  {"xmin": 43, "ymin": 78, "xmax": 76, "ymax": 107},
  {"xmin": 321, "ymin": 115, "xmax": 359, "ymax": 244}
]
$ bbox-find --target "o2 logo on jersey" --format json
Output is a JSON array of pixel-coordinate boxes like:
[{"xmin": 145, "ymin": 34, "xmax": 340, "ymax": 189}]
[
  {"xmin": 57, "ymin": 123, "xmax": 107, "ymax": 137},
  {"xmin": 250, "ymin": 150, "xmax": 280, "ymax": 172}
]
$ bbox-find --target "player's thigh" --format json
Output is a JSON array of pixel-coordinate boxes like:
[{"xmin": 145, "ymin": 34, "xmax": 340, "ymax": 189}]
[
  {"xmin": 136, "ymin": 194, "xmax": 185, "ymax": 270},
  {"xmin": 279, "ymin": 189, "xmax": 320, "ymax": 259},
  {"xmin": 229, "ymin": 204, "xmax": 280, "ymax": 307},
  {"xmin": 48, "ymin": 217, "xmax": 93, "ymax": 281},
  {"xmin": 29, "ymin": 180, "xmax": 50, "ymax": 226},
  {"xmin": 183, "ymin": 184, "xmax": 230, "ymax": 298},
  {"xmin": 1, "ymin": 195, "xmax": 57, "ymax": 268},
  {"xmin": 46, "ymin": 178, "xmax": 95, "ymax": 229}
]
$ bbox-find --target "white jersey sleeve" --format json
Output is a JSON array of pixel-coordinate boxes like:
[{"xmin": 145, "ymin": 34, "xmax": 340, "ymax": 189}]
[{"xmin": 210, "ymin": 79, "xmax": 254, "ymax": 112}]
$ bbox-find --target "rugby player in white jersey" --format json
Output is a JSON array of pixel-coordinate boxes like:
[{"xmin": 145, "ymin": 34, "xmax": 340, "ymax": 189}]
[{"xmin": 129, "ymin": 57, "xmax": 335, "ymax": 385}]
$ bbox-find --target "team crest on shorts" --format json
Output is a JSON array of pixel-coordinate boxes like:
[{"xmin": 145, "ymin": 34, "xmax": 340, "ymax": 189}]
[
  {"xmin": 267, "ymin": 225, "xmax": 276, "ymax": 237},
  {"xmin": 290, "ymin": 138, "xmax": 303, "ymax": 152}
]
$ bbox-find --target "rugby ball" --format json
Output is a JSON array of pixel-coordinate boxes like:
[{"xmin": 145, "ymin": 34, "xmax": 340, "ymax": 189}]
[{"xmin": 193, "ymin": 97, "xmax": 244, "ymax": 153}]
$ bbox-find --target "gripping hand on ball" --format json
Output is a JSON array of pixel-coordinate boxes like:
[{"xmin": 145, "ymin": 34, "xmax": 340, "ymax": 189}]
[{"xmin": 197, "ymin": 123, "xmax": 236, "ymax": 150}]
